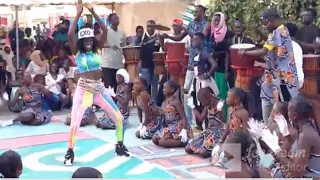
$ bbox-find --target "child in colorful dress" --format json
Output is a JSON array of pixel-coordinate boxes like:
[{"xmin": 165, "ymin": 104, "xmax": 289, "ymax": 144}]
[
  {"xmin": 96, "ymin": 69, "xmax": 131, "ymax": 129},
  {"xmin": 152, "ymin": 80, "xmax": 192, "ymax": 148},
  {"xmin": 133, "ymin": 76, "xmax": 163, "ymax": 139},
  {"xmin": 211, "ymin": 87, "xmax": 250, "ymax": 168},
  {"xmin": 185, "ymin": 87, "xmax": 224, "ymax": 158}
]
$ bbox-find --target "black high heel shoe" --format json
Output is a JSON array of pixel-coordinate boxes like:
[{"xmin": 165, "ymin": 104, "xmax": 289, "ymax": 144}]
[
  {"xmin": 64, "ymin": 148, "xmax": 74, "ymax": 166},
  {"xmin": 115, "ymin": 144, "xmax": 130, "ymax": 157}
]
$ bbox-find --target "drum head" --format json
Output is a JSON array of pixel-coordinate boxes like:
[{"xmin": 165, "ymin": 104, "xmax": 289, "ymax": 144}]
[
  {"xmin": 122, "ymin": 46, "xmax": 141, "ymax": 49},
  {"xmin": 230, "ymin": 43, "xmax": 255, "ymax": 50},
  {"xmin": 303, "ymin": 54, "xmax": 320, "ymax": 58}
]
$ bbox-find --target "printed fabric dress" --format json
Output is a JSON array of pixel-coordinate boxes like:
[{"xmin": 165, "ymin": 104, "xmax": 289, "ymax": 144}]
[
  {"xmin": 97, "ymin": 83, "xmax": 130, "ymax": 129},
  {"xmin": 188, "ymin": 106, "xmax": 224, "ymax": 154},
  {"xmin": 155, "ymin": 99, "xmax": 193, "ymax": 142},
  {"xmin": 258, "ymin": 25, "xmax": 298, "ymax": 103},
  {"xmin": 137, "ymin": 95, "xmax": 164, "ymax": 139},
  {"xmin": 65, "ymin": 107, "xmax": 96, "ymax": 127},
  {"xmin": 21, "ymin": 88, "xmax": 52, "ymax": 124}
]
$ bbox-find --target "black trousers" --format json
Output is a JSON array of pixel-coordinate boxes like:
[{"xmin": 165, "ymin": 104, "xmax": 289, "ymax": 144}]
[{"xmin": 102, "ymin": 67, "xmax": 118, "ymax": 89}]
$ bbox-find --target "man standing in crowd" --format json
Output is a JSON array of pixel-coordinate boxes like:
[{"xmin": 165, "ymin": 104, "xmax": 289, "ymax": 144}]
[
  {"xmin": 161, "ymin": 18, "xmax": 190, "ymax": 51},
  {"xmin": 139, "ymin": 20, "xmax": 160, "ymax": 102},
  {"xmin": 101, "ymin": 13, "xmax": 126, "ymax": 89},
  {"xmin": 242, "ymin": 10, "xmax": 298, "ymax": 123},
  {"xmin": 162, "ymin": 5, "xmax": 208, "ymax": 126},
  {"xmin": 127, "ymin": 25, "xmax": 144, "ymax": 45},
  {"xmin": 295, "ymin": 8, "xmax": 320, "ymax": 54},
  {"xmin": 9, "ymin": 21, "xmax": 24, "ymax": 54},
  {"xmin": 24, "ymin": 27, "xmax": 35, "ymax": 48}
]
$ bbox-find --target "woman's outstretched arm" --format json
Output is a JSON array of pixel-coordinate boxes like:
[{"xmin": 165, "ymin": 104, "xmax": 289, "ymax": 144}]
[
  {"xmin": 68, "ymin": 4, "xmax": 83, "ymax": 55},
  {"xmin": 85, "ymin": 4, "xmax": 108, "ymax": 49}
]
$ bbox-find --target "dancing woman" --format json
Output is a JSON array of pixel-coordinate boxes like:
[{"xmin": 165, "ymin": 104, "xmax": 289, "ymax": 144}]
[{"xmin": 64, "ymin": 4, "xmax": 129, "ymax": 165}]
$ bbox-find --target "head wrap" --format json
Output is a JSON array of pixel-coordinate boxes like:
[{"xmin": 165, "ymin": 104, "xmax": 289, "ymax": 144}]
[
  {"xmin": 211, "ymin": 12, "xmax": 228, "ymax": 43},
  {"xmin": 116, "ymin": 68, "xmax": 130, "ymax": 83}
]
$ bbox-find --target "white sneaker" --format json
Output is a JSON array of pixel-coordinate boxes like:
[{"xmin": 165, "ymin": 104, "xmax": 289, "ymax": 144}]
[{"xmin": 0, "ymin": 120, "xmax": 14, "ymax": 127}]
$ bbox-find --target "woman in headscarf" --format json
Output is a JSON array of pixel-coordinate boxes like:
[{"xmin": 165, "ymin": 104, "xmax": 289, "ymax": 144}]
[
  {"xmin": 203, "ymin": 12, "xmax": 233, "ymax": 121},
  {"xmin": 96, "ymin": 69, "xmax": 131, "ymax": 129},
  {"xmin": 25, "ymin": 50, "xmax": 49, "ymax": 78}
]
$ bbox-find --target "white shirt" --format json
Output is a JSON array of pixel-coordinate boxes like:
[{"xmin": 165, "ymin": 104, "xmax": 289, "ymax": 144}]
[
  {"xmin": 101, "ymin": 27, "xmax": 126, "ymax": 69},
  {"xmin": 59, "ymin": 67, "xmax": 77, "ymax": 79},
  {"xmin": 45, "ymin": 73, "xmax": 64, "ymax": 94},
  {"xmin": 292, "ymin": 40, "xmax": 304, "ymax": 88}
]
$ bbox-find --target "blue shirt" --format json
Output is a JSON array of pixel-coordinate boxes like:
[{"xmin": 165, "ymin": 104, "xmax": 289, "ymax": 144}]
[
  {"xmin": 187, "ymin": 19, "xmax": 212, "ymax": 69},
  {"xmin": 258, "ymin": 25, "xmax": 298, "ymax": 103}
]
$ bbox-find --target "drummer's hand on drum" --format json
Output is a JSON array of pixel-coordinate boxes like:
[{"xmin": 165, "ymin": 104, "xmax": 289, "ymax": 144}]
[
  {"xmin": 161, "ymin": 33, "xmax": 169, "ymax": 39},
  {"xmin": 238, "ymin": 50, "xmax": 246, "ymax": 56}
]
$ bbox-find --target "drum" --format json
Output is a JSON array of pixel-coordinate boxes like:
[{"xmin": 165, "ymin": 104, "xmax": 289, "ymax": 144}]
[
  {"xmin": 8, "ymin": 87, "xmax": 22, "ymax": 112},
  {"xmin": 153, "ymin": 52, "xmax": 166, "ymax": 75},
  {"xmin": 126, "ymin": 64, "xmax": 139, "ymax": 82},
  {"xmin": 301, "ymin": 79, "xmax": 318, "ymax": 95},
  {"xmin": 165, "ymin": 43, "xmax": 186, "ymax": 76},
  {"xmin": 234, "ymin": 67, "xmax": 263, "ymax": 92},
  {"xmin": 230, "ymin": 43, "xmax": 256, "ymax": 68},
  {"xmin": 302, "ymin": 54, "xmax": 320, "ymax": 78},
  {"xmin": 122, "ymin": 46, "xmax": 141, "ymax": 65}
]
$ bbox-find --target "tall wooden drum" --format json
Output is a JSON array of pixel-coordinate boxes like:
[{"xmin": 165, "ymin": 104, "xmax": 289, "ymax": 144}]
[
  {"xmin": 123, "ymin": 46, "xmax": 141, "ymax": 82},
  {"xmin": 153, "ymin": 52, "xmax": 166, "ymax": 75},
  {"xmin": 229, "ymin": 43, "xmax": 258, "ymax": 91},
  {"xmin": 301, "ymin": 54, "xmax": 320, "ymax": 95}
]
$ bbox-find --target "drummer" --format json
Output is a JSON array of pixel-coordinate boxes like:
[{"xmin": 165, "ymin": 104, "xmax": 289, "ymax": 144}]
[
  {"xmin": 160, "ymin": 18, "xmax": 190, "ymax": 52},
  {"xmin": 295, "ymin": 8, "xmax": 320, "ymax": 54},
  {"xmin": 226, "ymin": 18, "xmax": 262, "ymax": 119},
  {"xmin": 162, "ymin": 5, "xmax": 209, "ymax": 126},
  {"xmin": 239, "ymin": 9, "xmax": 299, "ymax": 124},
  {"xmin": 139, "ymin": 20, "xmax": 160, "ymax": 103}
]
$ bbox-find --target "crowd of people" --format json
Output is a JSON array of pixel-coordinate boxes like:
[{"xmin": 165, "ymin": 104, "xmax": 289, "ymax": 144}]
[{"xmin": 0, "ymin": 2, "xmax": 320, "ymax": 179}]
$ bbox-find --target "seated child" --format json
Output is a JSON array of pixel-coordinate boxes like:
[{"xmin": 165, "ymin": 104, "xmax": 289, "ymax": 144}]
[
  {"xmin": 211, "ymin": 88, "xmax": 249, "ymax": 168},
  {"xmin": 133, "ymin": 76, "xmax": 163, "ymax": 139},
  {"xmin": 185, "ymin": 87, "xmax": 224, "ymax": 158},
  {"xmin": 96, "ymin": 69, "xmax": 131, "ymax": 129},
  {"xmin": 152, "ymin": 80, "xmax": 193, "ymax": 148}
]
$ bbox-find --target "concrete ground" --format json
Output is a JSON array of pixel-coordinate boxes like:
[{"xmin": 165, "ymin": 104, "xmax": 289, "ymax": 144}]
[{"xmin": 0, "ymin": 101, "xmax": 274, "ymax": 178}]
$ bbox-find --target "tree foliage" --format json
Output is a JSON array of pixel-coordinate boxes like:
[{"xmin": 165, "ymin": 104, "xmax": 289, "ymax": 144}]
[{"xmin": 206, "ymin": 0, "xmax": 320, "ymax": 40}]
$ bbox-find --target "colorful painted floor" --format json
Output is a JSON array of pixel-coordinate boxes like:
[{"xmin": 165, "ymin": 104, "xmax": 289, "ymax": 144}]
[{"xmin": 0, "ymin": 108, "xmax": 274, "ymax": 178}]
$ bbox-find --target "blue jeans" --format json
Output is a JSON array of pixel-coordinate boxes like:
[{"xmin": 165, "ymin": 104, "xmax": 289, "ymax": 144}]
[
  {"xmin": 140, "ymin": 68, "xmax": 159, "ymax": 103},
  {"xmin": 183, "ymin": 70, "xmax": 195, "ymax": 127},
  {"xmin": 261, "ymin": 99, "xmax": 274, "ymax": 125},
  {"xmin": 42, "ymin": 94, "xmax": 61, "ymax": 111}
]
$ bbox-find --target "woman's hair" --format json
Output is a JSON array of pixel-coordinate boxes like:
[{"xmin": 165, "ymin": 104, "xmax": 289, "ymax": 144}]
[
  {"xmin": 77, "ymin": 37, "xmax": 99, "ymax": 53},
  {"xmin": 275, "ymin": 101, "xmax": 289, "ymax": 120},
  {"xmin": 0, "ymin": 150, "xmax": 22, "ymax": 178},
  {"xmin": 71, "ymin": 167, "xmax": 102, "ymax": 178},
  {"xmin": 227, "ymin": 130, "xmax": 260, "ymax": 171},
  {"xmin": 291, "ymin": 96, "xmax": 320, "ymax": 134},
  {"xmin": 230, "ymin": 88, "xmax": 248, "ymax": 110},
  {"xmin": 165, "ymin": 80, "xmax": 181, "ymax": 101}
]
